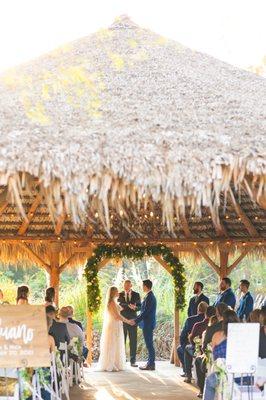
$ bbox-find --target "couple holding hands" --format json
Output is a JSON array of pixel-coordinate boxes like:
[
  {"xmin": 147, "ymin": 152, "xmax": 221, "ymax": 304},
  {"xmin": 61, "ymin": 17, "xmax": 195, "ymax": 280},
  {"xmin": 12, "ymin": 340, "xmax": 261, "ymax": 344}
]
[{"xmin": 97, "ymin": 279, "xmax": 157, "ymax": 372}]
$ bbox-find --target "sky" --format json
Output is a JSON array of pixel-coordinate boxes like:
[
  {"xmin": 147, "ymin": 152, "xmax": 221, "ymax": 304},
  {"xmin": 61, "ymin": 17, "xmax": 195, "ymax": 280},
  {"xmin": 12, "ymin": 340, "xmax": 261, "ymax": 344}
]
[{"xmin": 0, "ymin": 0, "xmax": 265, "ymax": 73}]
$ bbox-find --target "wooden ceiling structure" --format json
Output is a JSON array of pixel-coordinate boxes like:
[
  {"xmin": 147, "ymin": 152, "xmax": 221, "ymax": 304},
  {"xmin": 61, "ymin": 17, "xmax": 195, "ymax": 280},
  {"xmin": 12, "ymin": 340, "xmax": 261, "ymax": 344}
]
[{"xmin": 0, "ymin": 183, "xmax": 265, "ymax": 305}]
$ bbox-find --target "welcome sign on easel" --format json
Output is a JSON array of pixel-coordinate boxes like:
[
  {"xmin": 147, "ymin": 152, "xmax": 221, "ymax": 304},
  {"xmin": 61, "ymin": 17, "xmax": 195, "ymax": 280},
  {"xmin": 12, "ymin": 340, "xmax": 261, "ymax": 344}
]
[{"xmin": 0, "ymin": 305, "xmax": 50, "ymax": 368}]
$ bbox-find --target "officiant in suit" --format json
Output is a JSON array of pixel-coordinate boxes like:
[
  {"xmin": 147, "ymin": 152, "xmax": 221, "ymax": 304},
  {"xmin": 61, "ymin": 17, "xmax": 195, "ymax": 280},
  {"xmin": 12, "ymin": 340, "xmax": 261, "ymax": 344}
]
[{"xmin": 118, "ymin": 280, "xmax": 141, "ymax": 367}]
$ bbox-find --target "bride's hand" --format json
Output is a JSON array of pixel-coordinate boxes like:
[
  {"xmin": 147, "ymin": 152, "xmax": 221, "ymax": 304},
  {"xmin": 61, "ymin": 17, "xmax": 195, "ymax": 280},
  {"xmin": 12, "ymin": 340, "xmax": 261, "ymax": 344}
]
[{"xmin": 126, "ymin": 319, "xmax": 135, "ymax": 326}]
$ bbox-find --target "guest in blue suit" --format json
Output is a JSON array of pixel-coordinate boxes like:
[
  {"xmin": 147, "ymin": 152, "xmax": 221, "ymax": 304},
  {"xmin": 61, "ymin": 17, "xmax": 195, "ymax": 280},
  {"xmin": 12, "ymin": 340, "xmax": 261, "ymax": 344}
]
[
  {"xmin": 213, "ymin": 277, "xmax": 236, "ymax": 309},
  {"xmin": 177, "ymin": 301, "xmax": 208, "ymax": 374},
  {"xmin": 237, "ymin": 279, "xmax": 254, "ymax": 321},
  {"xmin": 188, "ymin": 281, "xmax": 209, "ymax": 316},
  {"xmin": 130, "ymin": 279, "xmax": 157, "ymax": 370}
]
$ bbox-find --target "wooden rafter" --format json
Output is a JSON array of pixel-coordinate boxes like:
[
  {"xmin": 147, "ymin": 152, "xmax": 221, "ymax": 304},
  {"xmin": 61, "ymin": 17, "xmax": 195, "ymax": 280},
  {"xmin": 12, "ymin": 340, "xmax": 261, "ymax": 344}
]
[
  {"xmin": 20, "ymin": 242, "xmax": 51, "ymax": 273},
  {"xmin": 179, "ymin": 215, "xmax": 192, "ymax": 238},
  {"xmin": 229, "ymin": 190, "xmax": 259, "ymax": 237},
  {"xmin": 0, "ymin": 236, "xmax": 264, "ymax": 246},
  {"xmin": 59, "ymin": 253, "xmax": 77, "ymax": 272},
  {"xmin": 87, "ymin": 220, "xmax": 94, "ymax": 237},
  {"xmin": 54, "ymin": 212, "xmax": 66, "ymax": 236},
  {"xmin": 196, "ymin": 246, "xmax": 220, "ymax": 275},
  {"xmin": 153, "ymin": 255, "xmax": 172, "ymax": 274},
  {"xmin": 227, "ymin": 247, "xmax": 254, "ymax": 275},
  {"xmin": 0, "ymin": 201, "xmax": 8, "ymax": 216},
  {"xmin": 214, "ymin": 220, "xmax": 228, "ymax": 237},
  {"xmin": 97, "ymin": 258, "xmax": 111, "ymax": 270},
  {"xmin": 18, "ymin": 194, "xmax": 42, "ymax": 235}
]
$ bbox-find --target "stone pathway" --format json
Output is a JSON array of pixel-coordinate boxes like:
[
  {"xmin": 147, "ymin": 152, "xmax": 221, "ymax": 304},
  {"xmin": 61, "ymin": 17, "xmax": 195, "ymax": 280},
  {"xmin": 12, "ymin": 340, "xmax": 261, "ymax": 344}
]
[{"xmin": 71, "ymin": 361, "xmax": 198, "ymax": 399}]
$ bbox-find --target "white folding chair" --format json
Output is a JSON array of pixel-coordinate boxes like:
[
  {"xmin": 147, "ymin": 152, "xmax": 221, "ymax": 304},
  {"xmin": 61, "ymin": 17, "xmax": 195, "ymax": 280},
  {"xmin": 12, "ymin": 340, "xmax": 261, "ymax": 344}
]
[{"xmin": 58, "ymin": 342, "xmax": 70, "ymax": 399}]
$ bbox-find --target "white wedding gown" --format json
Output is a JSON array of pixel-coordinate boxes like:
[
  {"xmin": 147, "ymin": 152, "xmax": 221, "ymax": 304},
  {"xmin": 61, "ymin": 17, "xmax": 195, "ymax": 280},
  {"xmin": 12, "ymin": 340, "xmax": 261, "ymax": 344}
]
[{"xmin": 97, "ymin": 300, "xmax": 126, "ymax": 372}]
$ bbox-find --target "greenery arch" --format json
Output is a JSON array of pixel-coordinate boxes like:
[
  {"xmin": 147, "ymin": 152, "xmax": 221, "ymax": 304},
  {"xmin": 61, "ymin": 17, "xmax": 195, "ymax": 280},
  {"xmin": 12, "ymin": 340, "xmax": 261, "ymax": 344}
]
[{"xmin": 84, "ymin": 244, "xmax": 186, "ymax": 313}]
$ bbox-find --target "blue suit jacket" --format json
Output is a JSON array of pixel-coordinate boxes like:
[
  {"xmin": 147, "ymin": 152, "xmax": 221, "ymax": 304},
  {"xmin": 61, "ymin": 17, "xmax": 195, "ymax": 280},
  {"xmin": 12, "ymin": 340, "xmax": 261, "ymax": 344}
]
[
  {"xmin": 180, "ymin": 313, "xmax": 205, "ymax": 347},
  {"xmin": 213, "ymin": 288, "xmax": 236, "ymax": 309},
  {"xmin": 188, "ymin": 293, "xmax": 210, "ymax": 316},
  {"xmin": 237, "ymin": 292, "xmax": 254, "ymax": 320},
  {"xmin": 135, "ymin": 291, "xmax": 157, "ymax": 330}
]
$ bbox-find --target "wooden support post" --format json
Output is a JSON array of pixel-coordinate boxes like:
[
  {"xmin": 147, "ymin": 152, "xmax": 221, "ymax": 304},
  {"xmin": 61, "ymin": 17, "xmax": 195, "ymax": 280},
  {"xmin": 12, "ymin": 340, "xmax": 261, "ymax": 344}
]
[
  {"xmin": 173, "ymin": 309, "xmax": 180, "ymax": 366},
  {"xmin": 49, "ymin": 241, "xmax": 62, "ymax": 306},
  {"xmin": 87, "ymin": 311, "xmax": 93, "ymax": 365},
  {"xmin": 218, "ymin": 245, "xmax": 230, "ymax": 278},
  {"xmin": 86, "ymin": 257, "xmax": 110, "ymax": 365},
  {"xmin": 153, "ymin": 255, "xmax": 180, "ymax": 366}
]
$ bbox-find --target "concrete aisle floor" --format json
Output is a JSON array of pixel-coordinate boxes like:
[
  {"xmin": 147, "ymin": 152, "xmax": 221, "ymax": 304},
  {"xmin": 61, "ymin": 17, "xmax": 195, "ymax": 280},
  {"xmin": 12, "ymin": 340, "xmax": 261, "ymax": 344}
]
[{"xmin": 71, "ymin": 361, "xmax": 198, "ymax": 400}]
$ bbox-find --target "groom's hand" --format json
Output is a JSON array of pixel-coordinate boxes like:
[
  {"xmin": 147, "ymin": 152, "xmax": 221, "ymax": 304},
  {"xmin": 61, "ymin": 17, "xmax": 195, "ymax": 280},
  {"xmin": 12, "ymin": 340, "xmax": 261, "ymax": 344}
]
[
  {"xmin": 129, "ymin": 304, "xmax": 136, "ymax": 310},
  {"xmin": 128, "ymin": 319, "xmax": 135, "ymax": 326}
]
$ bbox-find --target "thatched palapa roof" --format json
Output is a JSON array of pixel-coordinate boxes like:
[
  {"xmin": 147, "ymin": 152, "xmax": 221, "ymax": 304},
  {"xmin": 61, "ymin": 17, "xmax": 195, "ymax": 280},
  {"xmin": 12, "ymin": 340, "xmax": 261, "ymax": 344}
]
[{"xmin": 0, "ymin": 15, "xmax": 265, "ymax": 267}]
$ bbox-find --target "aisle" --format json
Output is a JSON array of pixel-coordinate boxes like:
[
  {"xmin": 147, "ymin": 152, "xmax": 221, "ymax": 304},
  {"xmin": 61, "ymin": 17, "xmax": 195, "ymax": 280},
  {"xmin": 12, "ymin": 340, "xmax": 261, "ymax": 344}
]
[{"xmin": 71, "ymin": 361, "xmax": 197, "ymax": 400}]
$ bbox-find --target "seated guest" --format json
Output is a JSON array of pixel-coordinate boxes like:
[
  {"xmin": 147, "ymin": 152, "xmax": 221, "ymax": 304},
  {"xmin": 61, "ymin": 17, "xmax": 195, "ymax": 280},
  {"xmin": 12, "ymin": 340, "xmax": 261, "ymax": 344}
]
[
  {"xmin": 45, "ymin": 287, "xmax": 56, "ymax": 307},
  {"xmin": 17, "ymin": 285, "xmax": 29, "ymax": 303},
  {"xmin": 17, "ymin": 296, "xmax": 28, "ymax": 305},
  {"xmin": 236, "ymin": 279, "xmax": 253, "ymax": 321},
  {"xmin": 247, "ymin": 308, "xmax": 260, "ymax": 323},
  {"xmin": 46, "ymin": 305, "xmax": 70, "ymax": 348},
  {"xmin": 177, "ymin": 301, "xmax": 208, "ymax": 375},
  {"xmin": 67, "ymin": 305, "xmax": 83, "ymax": 330},
  {"xmin": 259, "ymin": 308, "xmax": 266, "ymax": 359},
  {"xmin": 202, "ymin": 303, "xmax": 228, "ymax": 351},
  {"xmin": 46, "ymin": 315, "xmax": 55, "ymax": 353},
  {"xmin": 188, "ymin": 282, "xmax": 209, "ymax": 317},
  {"xmin": 203, "ymin": 310, "xmax": 239, "ymax": 400},
  {"xmin": 59, "ymin": 307, "xmax": 88, "ymax": 360},
  {"xmin": 213, "ymin": 277, "xmax": 236, "ymax": 309},
  {"xmin": 195, "ymin": 303, "xmax": 228, "ymax": 398},
  {"xmin": 183, "ymin": 306, "xmax": 216, "ymax": 383}
]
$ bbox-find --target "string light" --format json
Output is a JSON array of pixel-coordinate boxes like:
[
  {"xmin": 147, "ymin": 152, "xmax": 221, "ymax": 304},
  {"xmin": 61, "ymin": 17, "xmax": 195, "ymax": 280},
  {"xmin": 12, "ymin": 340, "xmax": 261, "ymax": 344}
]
[
  {"xmin": 95, "ymin": 212, "xmax": 99, "ymax": 218},
  {"xmin": 150, "ymin": 211, "xmax": 154, "ymax": 217},
  {"xmin": 242, "ymin": 242, "xmax": 246, "ymax": 246},
  {"xmin": 225, "ymin": 215, "xmax": 229, "ymax": 219},
  {"xmin": 210, "ymin": 241, "xmax": 214, "ymax": 245}
]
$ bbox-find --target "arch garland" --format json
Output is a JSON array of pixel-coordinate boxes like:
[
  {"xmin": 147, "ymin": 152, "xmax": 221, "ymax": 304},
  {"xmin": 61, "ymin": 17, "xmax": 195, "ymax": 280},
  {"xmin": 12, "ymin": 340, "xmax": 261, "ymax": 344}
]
[{"xmin": 84, "ymin": 244, "xmax": 186, "ymax": 313}]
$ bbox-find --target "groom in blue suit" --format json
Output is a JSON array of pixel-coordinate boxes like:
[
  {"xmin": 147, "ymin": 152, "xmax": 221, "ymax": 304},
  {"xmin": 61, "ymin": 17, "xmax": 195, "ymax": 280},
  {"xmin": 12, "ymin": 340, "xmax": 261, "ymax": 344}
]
[{"xmin": 129, "ymin": 279, "xmax": 157, "ymax": 370}]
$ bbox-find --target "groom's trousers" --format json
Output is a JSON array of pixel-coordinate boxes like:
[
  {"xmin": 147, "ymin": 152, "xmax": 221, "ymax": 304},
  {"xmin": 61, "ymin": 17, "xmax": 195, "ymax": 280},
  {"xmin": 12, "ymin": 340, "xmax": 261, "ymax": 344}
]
[
  {"xmin": 143, "ymin": 327, "xmax": 155, "ymax": 367},
  {"xmin": 123, "ymin": 324, "xmax": 137, "ymax": 364}
]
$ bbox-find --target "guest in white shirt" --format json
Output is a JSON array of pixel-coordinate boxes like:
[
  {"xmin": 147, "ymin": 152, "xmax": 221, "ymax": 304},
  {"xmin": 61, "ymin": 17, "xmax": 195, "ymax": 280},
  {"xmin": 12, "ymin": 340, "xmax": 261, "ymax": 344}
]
[{"xmin": 58, "ymin": 307, "xmax": 84, "ymax": 346}]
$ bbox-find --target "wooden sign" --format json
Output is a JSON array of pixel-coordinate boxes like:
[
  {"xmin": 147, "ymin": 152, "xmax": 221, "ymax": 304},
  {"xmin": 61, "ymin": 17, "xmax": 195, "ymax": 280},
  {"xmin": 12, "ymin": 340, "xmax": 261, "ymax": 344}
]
[{"xmin": 0, "ymin": 305, "xmax": 50, "ymax": 368}]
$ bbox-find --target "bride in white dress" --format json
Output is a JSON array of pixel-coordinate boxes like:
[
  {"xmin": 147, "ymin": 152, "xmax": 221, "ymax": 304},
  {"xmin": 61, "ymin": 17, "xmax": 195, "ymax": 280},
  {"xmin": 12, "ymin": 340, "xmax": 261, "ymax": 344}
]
[{"xmin": 97, "ymin": 286, "xmax": 131, "ymax": 371}]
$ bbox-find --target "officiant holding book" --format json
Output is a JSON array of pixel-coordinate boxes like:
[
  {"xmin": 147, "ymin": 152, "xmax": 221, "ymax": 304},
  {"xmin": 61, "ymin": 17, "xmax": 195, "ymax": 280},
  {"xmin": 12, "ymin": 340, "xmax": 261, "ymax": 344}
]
[{"xmin": 118, "ymin": 280, "xmax": 141, "ymax": 367}]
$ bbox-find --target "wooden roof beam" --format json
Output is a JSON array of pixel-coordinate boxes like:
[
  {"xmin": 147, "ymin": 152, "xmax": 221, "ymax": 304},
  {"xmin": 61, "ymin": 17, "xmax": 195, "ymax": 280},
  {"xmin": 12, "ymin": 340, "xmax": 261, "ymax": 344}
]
[
  {"xmin": 213, "ymin": 219, "xmax": 228, "ymax": 238},
  {"xmin": 153, "ymin": 255, "xmax": 172, "ymax": 274},
  {"xmin": 196, "ymin": 246, "xmax": 220, "ymax": 275},
  {"xmin": 20, "ymin": 242, "xmax": 51, "ymax": 273},
  {"xmin": 18, "ymin": 194, "xmax": 42, "ymax": 235},
  {"xmin": 229, "ymin": 190, "xmax": 259, "ymax": 237},
  {"xmin": 0, "ymin": 201, "xmax": 8, "ymax": 216},
  {"xmin": 54, "ymin": 212, "xmax": 66, "ymax": 236},
  {"xmin": 227, "ymin": 247, "xmax": 254, "ymax": 275},
  {"xmin": 179, "ymin": 214, "xmax": 192, "ymax": 238}
]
